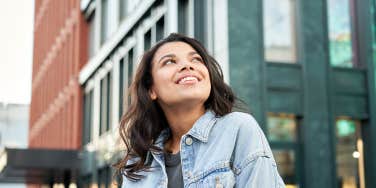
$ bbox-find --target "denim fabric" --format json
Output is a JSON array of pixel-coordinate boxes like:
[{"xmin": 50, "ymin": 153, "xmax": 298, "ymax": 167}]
[{"xmin": 122, "ymin": 111, "xmax": 285, "ymax": 188}]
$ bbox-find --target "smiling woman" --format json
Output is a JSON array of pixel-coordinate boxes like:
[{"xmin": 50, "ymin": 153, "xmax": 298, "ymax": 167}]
[{"xmin": 115, "ymin": 33, "xmax": 285, "ymax": 188}]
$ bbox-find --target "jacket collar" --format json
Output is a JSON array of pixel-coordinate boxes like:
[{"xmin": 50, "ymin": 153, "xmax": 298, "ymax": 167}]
[
  {"xmin": 153, "ymin": 110, "xmax": 218, "ymax": 148},
  {"xmin": 186, "ymin": 110, "xmax": 217, "ymax": 142}
]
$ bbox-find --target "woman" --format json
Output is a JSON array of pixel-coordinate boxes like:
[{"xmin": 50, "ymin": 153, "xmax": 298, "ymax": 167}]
[{"xmin": 116, "ymin": 33, "xmax": 285, "ymax": 187}]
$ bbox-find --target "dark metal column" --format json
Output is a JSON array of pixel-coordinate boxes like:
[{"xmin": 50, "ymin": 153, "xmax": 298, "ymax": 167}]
[
  {"xmin": 228, "ymin": 0, "xmax": 266, "ymax": 127},
  {"xmin": 297, "ymin": 0, "xmax": 336, "ymax": 187}
]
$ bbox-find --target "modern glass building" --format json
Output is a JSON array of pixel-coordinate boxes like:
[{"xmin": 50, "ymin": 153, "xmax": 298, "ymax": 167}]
[{"xmin": 4, "ymin": 0, "xmax": 374, "ymax": 188}]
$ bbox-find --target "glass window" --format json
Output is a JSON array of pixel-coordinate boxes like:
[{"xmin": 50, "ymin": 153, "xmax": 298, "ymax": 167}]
[
  {"xmin": 127, "ymin": 49, "xmax": 134, "ymax": 106},
  {"xmin": 88, "ymin": 11, "xmax": 96, "ymax": 58},
  {"xmin": 267, "ymin": 113, "xmax": 300, "ymax": 187},
  {"xmin": 263, "ymin": 0, "xmax": 297, "ymax": 63},
  {"xmin": 273, "ymin": 150, "xmax": 296, "ymax": 186},
  {"xmin": 335, "ymin": 118, "xmax": 365, "ymax": 188},
  {"xmin": 119, "ymin": 57, "xmax": 125, "ymax": 119},
  {"xmin": 194, "ymin": 0, "xmax": 208, "ymax": 47},
  {"xmin": 119, "ymin": 0, "xmax": 127, "ymax": 21},
  {"xmin": 156, "ymin": 16, "xmax": 165, "ymax": 42},
  {"xmin": 100, "ymin": 75, "xmax": 108, "ymax": 135},
  {"xmin": 101, "ymin": 0, "xmax": 109, "ymax": 44},
  {"xmin": 178, "ymin": 0, "xmax": 189, "ymax": 35},
  {"xmin": 101, "ymin": 0, "xmax": 117, "ymax": 44},
  {"xmin": 83, "ymin": 90, "xmax": 93, "ymax": 145},
  {"xmin": 144, "ymin": 30, "xmax": 152, "ymax": 51},
  {"xmin": 106, "ymin": 72, "xmax": 112, "ymax": 131},
  {"xmin": 119, "ymin": 49, "xmax": 134, "ymax": 119},
  {"xmin": 267, "ymin": 113, "xmax": 297, "ymax": 142},
  {"xmin": 327, "ymin": 0, "xmax": 354, "ymax": 67}
]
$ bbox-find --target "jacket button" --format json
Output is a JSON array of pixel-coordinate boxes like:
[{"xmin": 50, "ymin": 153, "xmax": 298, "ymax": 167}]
[{"xmin": 185, "ymin": 137, "xmax": 193, "ymax": 145}]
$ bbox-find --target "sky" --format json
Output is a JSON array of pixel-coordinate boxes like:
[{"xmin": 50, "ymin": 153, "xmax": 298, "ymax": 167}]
[{"xmin": 0, "ymin": 0, "xmax": 34, "ymax": 105}]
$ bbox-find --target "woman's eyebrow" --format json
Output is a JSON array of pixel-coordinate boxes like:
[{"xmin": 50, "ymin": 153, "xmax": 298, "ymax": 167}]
[
  {"xmin": 158, "ymin": 54, "xmax": 175, "ymax": 64},
  {"xmin": 188, "ymin": 51, "xmax": 199, "ymax": 56}
]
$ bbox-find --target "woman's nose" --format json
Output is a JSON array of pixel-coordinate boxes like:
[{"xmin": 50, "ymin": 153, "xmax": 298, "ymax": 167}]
[{"xmin": 179, "ymin": 62, "xmax": 194, "ymax": 71}]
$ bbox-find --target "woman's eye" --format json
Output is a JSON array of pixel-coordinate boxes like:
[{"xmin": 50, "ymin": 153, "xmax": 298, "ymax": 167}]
[
  {"xmin": 192, "ymin": 57, "xmax": 203, "ymax": 63},
  {"xmin": 164, "ymin": 59, "xmax": 175, "ymax": 65}
]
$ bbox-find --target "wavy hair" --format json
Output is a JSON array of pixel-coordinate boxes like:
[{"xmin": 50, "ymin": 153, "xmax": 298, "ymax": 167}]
[{"xmin": 115, "ymin": 33, "xmax": 237, "ymax": 181}]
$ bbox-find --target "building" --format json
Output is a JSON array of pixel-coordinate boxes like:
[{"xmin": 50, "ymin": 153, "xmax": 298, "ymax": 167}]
[
  {"xmin": 1, "ymin": 0, "xmax": 375, "ymax": 188},
  {"xmin": 0, "ymin": 103, "xmax": 29, "ymax": 188}
]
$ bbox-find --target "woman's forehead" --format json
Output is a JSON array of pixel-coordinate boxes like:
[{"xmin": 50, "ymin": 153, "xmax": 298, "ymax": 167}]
[{"xmin": 153, "ymin": 41, "xmax": 198, "ymax": 59}]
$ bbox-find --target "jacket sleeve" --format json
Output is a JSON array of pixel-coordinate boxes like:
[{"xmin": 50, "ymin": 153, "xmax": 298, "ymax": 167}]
[
  {"xmin": 235, "ymin": 155, "xmax": 285, "ymax": 187},
  {"xmin": 230, "ymin": 112, "xmax": 285, "ymax": 187}
]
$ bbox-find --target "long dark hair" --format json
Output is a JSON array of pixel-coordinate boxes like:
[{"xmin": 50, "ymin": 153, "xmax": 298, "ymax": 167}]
[{"xmin": 115, "ymin": 33, "xmax": 236, "ymax": 181}]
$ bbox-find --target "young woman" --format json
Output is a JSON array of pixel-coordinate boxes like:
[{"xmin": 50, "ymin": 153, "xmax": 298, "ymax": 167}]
[{"xmin": 116, "ymin": 33, "xmax": 285, "ymax": 187}]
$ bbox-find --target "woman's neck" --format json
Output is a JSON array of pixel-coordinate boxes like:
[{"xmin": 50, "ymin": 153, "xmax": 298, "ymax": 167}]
[{"xmin": 162, "ymin": 105, "xmax": 206, "ymax": 153}]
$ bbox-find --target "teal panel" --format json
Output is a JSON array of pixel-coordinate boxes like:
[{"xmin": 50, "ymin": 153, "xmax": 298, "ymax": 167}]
[
  {"xmin": 228, "ymin": 0, "xmax": 266, "ymax": 125},
  {"xmin": 332, "ymin": 68, "xmax": 367, "ymax": 95},
  {"xmin": 267, "ymin": 90, "xmax": 302, "ymax": 114},
  {"xmin": 267, "ymin": 63, "xmax": 302, "ymax": 90},
  {"xmin": 333, "ymin": 95, "xmax": 368, "ymax": 119},
  {"xmin": 355, "ymin": 0, "xmax": 376, "ymax": 186},
  {"xmin": 298, "ymin": 0, "xmax": 335, "ymax": 187}
]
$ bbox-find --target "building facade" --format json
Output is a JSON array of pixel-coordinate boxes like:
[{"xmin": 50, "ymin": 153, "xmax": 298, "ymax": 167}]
[
  {"xmin": 12, "ymin": 0, "xmax": 376, "ymax": 188},
  {"xmin": 0, "ymin": 103, "xmax": 29, "ymax": 188}
]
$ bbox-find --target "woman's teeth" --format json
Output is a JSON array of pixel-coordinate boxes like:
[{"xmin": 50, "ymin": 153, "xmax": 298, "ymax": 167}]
[{"xmin": 178, "ymin": 76, "xmax": 198, "ymax": 84}]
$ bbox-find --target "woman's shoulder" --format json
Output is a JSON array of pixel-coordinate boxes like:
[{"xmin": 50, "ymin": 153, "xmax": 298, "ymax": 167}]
[
  {"xmin": 218, "ymin": 111, "xmax": 259, "ymax": 130},
  {"xmin": 216, "ymin": 111, "xmax": 272, "ymax": 155}
]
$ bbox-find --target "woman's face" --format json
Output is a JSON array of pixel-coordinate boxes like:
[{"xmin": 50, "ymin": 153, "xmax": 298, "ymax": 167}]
[{"xmin": 149, "ymin": 41, "xmax": 211, "ymax": 108}]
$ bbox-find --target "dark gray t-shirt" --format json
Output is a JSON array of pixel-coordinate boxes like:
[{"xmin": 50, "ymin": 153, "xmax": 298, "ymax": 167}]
[{"xmin": 164, "ymin": 152, "xmax": 184, "ymax": 188}]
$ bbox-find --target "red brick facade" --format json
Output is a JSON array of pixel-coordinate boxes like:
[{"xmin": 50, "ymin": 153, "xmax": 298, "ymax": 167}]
[{"xmin": 30, "ymin": 0, "xmax": 88, "ymax": 150}]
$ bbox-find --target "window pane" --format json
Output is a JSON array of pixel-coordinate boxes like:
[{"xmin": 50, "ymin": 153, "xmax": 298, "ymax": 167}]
[
  {"xmin": 83, "ymin": 90, "xmax": 93, "ymax": 145},
  {"xmin": 119, "ymin": 58, "xmax": 125, "ymax": 119},
  {"xmin": 194, "ymin": 0, "xmax": 207, "ymax": 47},
  {"xmin": 119, "ymin": 0, "xmax": 127, "ymax": 21},
  {"xmin": 156, "ymin": 16, "xmax": 165, "ymax": 42},
  {"xmin": 263, "ymin": 0, "xmax": 297, "ymax": 63},
  {"xmin": 327, "ymin": 0, "xmax": 354, "ymax": 67},
  {"xmin": 101, "ymin": 0, "xmax": 109, "ymax": 44},
  {"xmin": 100, "ymin": 77, "xmax": 108, "ymax": 135},
  {"xmin": 272, "ymin": 150, "xmax": 297, "ymax": 186},
  {"xmin": 144, "ymin": 30, "xmax": 151, "ymax": 51},
  {"xmin": 106, "ymin": 72, "xmax": 112, "ymax": 131},
  {"xmin": 336, "ymin": 118, "xmax": 364, "ymax": 188},
  {"xmin": 267, "ymin": 114, "xmax": 297, "ymax": 142},
  {"xmin": 127, "ymin": 49, "xmax": 134, "ymax": 106},
  {"xmin": 88, "ymin": 12, "xmax": 96, "ymax": 58},
  {"xmin": 178, "ymin": 0, "xmax": 189, "ymax": 35}
]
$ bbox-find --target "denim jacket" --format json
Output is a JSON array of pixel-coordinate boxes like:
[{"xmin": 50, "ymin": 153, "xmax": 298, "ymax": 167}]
[{"xmin": 122, "ymin": 111, "xmax": 285, "ymax": 187}]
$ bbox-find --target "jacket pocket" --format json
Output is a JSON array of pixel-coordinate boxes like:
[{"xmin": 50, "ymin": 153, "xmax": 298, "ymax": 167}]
[{"xmin": 189, "ymin": 161, "xmax": 235, "ymax": 188}]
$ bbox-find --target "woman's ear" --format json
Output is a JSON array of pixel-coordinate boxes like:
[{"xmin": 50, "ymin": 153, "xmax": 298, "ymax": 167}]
[{"xmin": 149, "ymin": 88, "xmax": 157, "ymax": 100}]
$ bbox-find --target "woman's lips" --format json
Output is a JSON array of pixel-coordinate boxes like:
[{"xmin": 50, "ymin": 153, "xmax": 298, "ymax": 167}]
[
  {"xmin": 177, "ymin": 76, "xmax": 199, "ymax": 84},
  {"xmin": 175, "ymin": 74, "xmax": 201, "ymax": 84}
]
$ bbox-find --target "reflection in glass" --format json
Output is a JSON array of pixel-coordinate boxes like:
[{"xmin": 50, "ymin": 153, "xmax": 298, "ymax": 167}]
[
  {"xmin": 267, "ymin": 114, "xmax": 297, "ymax": 142},
  {"xmin": 327, "ymin": 0, "xmax": 354, "ymax": 67},
  {"xmin": 88, "ymin": 12, "xmax": 96, "ymax": 58},
  {"xmin": 273, "ymin": 150, "xmax": 296, "ymax": 186},
  {"xmin": 336, "ymin": 118, "xmax": 365, "ymax": 188},
  {"xmin": 263, "ymin": 0, "xmax": 297, "ymax": 63}
]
